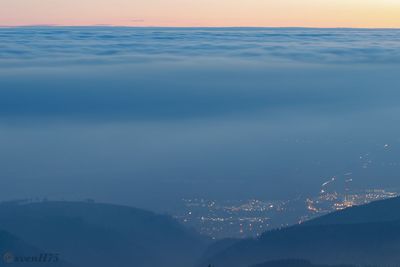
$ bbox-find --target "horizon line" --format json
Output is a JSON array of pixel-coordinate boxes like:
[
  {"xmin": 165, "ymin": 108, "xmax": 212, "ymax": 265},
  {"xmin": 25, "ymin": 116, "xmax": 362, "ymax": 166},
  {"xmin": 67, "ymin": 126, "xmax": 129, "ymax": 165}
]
[{"xmin": 1, "ymin": 25, "xmax": 400, "ymax": 30}]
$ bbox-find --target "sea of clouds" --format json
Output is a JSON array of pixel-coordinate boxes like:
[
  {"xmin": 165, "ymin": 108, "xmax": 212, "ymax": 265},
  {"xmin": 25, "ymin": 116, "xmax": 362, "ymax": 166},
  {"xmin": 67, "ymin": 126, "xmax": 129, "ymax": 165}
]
[
  {"xmin": 0, "ymin": 28, "xmax": 399, "ymax": 209},
  {"xmin": 1, "ymin": 27, "xmax": 400, "ymax": 66}
]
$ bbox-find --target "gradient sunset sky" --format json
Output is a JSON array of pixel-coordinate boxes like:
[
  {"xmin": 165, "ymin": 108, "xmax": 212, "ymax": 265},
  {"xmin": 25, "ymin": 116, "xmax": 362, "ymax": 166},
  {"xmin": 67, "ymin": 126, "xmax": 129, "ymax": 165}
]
[{"xmin": 1, "ymin": 0, "xmax": 400, "ymax": 27}]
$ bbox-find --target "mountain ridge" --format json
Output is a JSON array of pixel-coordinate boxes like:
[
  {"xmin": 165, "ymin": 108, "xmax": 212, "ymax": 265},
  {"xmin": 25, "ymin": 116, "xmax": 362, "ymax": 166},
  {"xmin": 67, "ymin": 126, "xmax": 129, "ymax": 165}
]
[
  {"xmin": 200, "ymin": 196, "xmax": 400, "ymax": 267},
  {"xmin": 0, "ymin": 200, "xmax": 207, "ymax": 267}
]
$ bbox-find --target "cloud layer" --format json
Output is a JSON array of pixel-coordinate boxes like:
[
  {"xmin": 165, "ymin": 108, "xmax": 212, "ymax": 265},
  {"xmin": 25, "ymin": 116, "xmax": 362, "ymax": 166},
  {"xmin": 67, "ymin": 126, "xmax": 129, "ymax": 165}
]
[
  {"xmin": 1, "ymin": 27, "xmax": 400, "ymax": 67},
  {"xmin": 1, "ymin": 28, "xmax": 400, "ymax": 208}
]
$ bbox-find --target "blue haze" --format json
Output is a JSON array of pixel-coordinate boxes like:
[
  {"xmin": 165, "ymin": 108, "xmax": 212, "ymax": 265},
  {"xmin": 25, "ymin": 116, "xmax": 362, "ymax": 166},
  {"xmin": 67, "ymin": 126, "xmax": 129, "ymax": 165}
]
[{"xmin": 0, "ymin": 27, "xmax": 400, "ymax": 210}]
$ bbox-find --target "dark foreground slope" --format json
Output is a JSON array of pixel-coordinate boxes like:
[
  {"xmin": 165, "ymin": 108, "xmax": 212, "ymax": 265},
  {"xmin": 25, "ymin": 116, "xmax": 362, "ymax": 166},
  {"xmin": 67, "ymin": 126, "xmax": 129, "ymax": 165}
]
[
  {"xmin": 251, "ymin": 259, "xmax": 355, "ymax": 267},
  {"xmin": 304, "ymin": 196, "xmax": 400, "ymax": 226},
  {"xmin": 0, "ymin": 201, "xmax": 206, "ymax": 267},
  {"xmin": 0, "ymin": 229, "xmax": 74, "ymax": 267},
  {"xmin": 201, "ymin": 197, "xmax": 400, "ymax": 267}
]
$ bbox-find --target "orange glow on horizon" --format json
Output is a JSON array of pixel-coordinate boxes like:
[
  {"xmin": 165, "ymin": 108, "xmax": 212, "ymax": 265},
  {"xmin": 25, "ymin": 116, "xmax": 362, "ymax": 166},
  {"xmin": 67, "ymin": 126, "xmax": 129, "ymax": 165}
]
[{"xmin": 1, "ymin": 0, "xmax": 400, "ymax": 28}]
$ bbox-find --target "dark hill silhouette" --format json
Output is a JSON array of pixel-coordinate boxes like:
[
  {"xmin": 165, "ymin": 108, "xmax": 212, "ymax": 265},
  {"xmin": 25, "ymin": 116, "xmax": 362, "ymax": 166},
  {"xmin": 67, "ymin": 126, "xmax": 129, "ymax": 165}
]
[
  {"xmin": 0, "ymin": 229, "xmax": 75, "ymax": 267},
  {"xmin": 0, "ymin": 201, "xmax": 207, "ymax": 267},
  {"xmin": 250, "ymin": 259, "xmax": 355, "ymax": 267},
  {"xmin": 200, "ymin": 196, "xmax": 400, "ymax": 267},
  {"xmin": 304, "ymin": 196, "xmax": 400, "ymax": 226},
  {"xmin": 200, "ymin": 238, "xmax": 239, "ymax": 261}
]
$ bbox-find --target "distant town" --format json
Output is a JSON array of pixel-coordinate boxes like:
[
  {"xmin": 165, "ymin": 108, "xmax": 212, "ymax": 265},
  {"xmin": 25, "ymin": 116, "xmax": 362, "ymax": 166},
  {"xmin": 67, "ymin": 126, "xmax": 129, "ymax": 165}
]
[{"xmin": 172, "ymin": 188, "xmax": 399, "ymax": 239}]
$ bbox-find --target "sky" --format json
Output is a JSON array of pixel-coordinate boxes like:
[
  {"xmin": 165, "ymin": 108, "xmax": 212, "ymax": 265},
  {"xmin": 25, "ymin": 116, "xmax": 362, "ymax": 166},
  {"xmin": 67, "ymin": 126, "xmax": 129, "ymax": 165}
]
[
  {"xmin": 1, "ymin": 28, "xmax": 400, "ymax": 210},
  {"xmin": 1, "ymin": 0, "xmax": 400, "ymax": 28}
]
